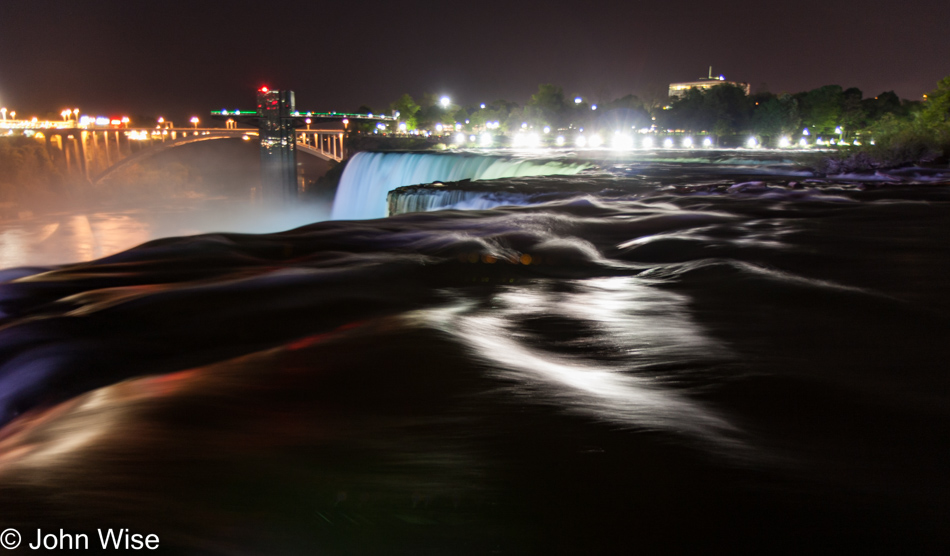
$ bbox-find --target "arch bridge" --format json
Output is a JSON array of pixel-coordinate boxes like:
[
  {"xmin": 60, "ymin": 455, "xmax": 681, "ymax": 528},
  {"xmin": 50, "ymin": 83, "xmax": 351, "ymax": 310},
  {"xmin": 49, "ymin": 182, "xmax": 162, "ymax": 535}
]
[
  {"xmin": 12, "ymin": 88, "xmax": 394, "ymax": 199},
  {"xmin": 26, "ymin": 126, "xmax": 348, "ymax": 185}
]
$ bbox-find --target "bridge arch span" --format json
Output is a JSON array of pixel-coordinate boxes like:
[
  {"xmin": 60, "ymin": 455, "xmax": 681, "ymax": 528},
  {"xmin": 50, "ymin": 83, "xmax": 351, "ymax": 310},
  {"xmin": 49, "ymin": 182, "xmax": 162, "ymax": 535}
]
[
  {"xmin": 92, "ymin": 132, "xmax": 258, "ymax": 184},
  {"xmin": 90, "ymin": 129, "xmax": 343, "ymax": 184}
]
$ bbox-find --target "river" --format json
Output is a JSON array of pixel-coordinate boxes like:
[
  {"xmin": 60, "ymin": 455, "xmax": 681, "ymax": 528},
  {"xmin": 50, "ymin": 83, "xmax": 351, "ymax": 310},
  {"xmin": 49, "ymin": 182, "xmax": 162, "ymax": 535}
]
[{"xmin": 0, "ymin": 149, "xmax": 948, "ymax": 554}]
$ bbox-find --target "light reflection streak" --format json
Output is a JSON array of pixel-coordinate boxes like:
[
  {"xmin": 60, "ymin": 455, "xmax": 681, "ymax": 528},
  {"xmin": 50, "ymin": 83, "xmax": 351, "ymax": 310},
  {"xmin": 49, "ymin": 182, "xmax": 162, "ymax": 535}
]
[{"xmin": 420, "ymin": 278, "xmax": 746, "ymax": 453}]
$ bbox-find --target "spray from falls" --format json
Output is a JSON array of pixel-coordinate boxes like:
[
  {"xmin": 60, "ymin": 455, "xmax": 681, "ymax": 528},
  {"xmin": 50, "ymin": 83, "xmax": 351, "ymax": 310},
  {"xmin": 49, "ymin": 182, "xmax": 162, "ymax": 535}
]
[{"xmin": 330, "ymin": 151, "xmax": 589, "ymax": 220}]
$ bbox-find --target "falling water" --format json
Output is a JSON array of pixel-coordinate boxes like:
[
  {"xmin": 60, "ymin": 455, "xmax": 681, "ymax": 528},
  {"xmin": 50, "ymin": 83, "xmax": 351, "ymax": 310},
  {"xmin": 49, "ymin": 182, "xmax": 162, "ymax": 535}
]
[{"xmin": 330, "ymin": 151, "xmax": 589, "ymax": 220}]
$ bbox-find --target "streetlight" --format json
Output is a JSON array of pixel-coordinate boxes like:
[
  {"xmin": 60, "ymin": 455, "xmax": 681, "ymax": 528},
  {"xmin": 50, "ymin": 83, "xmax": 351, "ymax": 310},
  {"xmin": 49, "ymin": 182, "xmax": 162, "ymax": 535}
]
[
  {"xmin": 1, "ymin": 107, "xmax": 7, "ymax": 120},
  {"xmin": 61, "ymin": 110, "xmax": 70, "ymax": 121},
  {"xmin": 73, "ymin": 109, "xmax": 79, "ymax": 120},
  {"xmin": 440, "ymin": 96, "xmax": 450, "ymax": 108},
  {"xmin": 190, "ymin": 116, "xmax": 199, "ymax": 129}
]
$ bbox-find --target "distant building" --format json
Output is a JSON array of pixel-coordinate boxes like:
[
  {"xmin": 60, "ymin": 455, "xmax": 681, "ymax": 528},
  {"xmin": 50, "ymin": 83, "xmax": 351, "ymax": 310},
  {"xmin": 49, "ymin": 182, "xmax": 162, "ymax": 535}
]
[{"xmin": 668, "ymin": 67, "xmax": 751, "ymax": 99}]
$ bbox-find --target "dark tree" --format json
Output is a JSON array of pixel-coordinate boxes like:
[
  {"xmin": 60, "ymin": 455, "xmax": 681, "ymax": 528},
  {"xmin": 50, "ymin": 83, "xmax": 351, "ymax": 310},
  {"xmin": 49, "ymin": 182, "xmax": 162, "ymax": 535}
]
[
  {"xmin": 525, "ymin": 84, "xmax": 569, "ymax": 128},
  {"xmin": 796, "ymin": 85, "xmax": 844, "ymax": 135}
]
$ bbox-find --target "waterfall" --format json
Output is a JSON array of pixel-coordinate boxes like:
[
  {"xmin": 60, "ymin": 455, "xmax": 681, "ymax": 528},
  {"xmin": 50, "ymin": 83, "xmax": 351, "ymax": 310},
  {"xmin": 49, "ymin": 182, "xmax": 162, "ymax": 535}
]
[
  {"xmin": 330, "ymin": 151, "xmax": 588, "ymax": 220},
  {"xmin": 388, "ymin": 189, "xmax": 544, "ymax": 215}
]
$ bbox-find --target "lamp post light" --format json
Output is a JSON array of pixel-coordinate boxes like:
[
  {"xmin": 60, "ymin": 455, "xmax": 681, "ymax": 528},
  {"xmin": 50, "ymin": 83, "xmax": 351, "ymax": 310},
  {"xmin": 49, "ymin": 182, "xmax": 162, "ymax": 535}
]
[
  {"xmin": 61, "ymin": 110, "xmax": 70, "ymax": 122},
  {"xmin": 73, "ymin": 109, "xmax": 79, "ymax": 121},
  {"xmin": 190, "ymin": 116, "xmax": 199, "ymax": 129},
  {"xmin": 1, "ymin": 107, "xmax": 7, "ymax": 121}
]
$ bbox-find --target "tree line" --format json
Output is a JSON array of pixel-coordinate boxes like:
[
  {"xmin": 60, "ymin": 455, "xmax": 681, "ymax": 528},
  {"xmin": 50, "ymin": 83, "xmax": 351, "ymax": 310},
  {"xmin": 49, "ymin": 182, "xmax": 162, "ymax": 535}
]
[{"xmin": 367, "ymin": 77, "xmax": 949, "ymax": 158}]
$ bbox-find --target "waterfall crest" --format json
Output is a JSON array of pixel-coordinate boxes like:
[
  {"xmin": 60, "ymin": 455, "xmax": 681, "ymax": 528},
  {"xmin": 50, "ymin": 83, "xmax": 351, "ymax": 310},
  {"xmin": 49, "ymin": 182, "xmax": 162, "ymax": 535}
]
[{"xmin": 330, "ymin": 151, "xmax": 588, "ymax": 220}]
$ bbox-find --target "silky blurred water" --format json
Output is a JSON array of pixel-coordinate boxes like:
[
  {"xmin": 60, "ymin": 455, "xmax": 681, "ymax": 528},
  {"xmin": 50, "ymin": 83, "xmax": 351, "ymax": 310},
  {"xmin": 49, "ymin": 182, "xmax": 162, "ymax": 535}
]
[
  {"xmin": 0, "ymin": 151, "xmax": 948, "ymax": 554},
  {"xmin": 0, "ymin": 198, "xmax": 331, "ymax": 269}
]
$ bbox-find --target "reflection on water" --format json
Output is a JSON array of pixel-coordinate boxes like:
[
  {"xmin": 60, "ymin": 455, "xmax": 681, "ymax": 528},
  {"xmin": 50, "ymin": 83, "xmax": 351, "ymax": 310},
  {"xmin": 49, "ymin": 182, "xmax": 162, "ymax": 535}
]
[
  {"xmin": 1, "ymin": 151, "xmax": 949, "ymax": 553},
  {"xmin": 0, "ymin": 199, "xmax": 331, "ymax": 270}
]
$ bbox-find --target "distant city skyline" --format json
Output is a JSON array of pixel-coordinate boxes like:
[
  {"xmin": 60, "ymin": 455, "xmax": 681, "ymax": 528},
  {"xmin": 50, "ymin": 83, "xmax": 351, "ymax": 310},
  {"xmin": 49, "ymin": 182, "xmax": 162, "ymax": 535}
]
[{"xmin": 0, "ymin": 0, "xmax": 945, "ymax": 123}]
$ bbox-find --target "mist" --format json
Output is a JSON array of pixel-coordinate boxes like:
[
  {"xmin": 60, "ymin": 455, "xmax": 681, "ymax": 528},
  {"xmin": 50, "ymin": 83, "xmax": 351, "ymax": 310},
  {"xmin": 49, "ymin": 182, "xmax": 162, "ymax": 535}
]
[{"xmin": 0, "ymin": 138, "xmax": 337, "ymax": 269}]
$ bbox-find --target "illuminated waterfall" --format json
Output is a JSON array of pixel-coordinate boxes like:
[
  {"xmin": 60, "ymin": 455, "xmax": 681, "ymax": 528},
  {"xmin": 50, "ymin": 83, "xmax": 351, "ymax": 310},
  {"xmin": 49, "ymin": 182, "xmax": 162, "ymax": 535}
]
[{"xmin": 330, "ymin": 152, "xmax": 588, "ymax": 220}]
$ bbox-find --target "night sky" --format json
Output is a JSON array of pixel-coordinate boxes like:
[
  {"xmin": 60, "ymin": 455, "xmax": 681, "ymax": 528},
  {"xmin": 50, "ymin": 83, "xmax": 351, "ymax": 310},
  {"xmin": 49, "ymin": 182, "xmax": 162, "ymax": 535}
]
[{"xmin": 0, "ymin": 0, "xmax": 946, "ymax": 123}]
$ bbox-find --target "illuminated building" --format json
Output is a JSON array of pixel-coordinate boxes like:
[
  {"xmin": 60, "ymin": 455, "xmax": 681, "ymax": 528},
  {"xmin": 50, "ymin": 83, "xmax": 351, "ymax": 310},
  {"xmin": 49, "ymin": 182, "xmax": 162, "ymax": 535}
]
[
  {"xmin": 668, "ymin": 67, "xmax": 751, "ymax": 98},
  {"xmin": 257, "ymin": 87, "xmax": 298, "ymax": 200}
]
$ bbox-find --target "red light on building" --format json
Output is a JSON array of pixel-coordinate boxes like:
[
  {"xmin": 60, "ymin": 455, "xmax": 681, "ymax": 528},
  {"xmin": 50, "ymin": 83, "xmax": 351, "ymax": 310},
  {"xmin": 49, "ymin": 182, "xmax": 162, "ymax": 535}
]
[{"xmin": 260, "ymin": 86, "xmax": 269, "ymax": 93}]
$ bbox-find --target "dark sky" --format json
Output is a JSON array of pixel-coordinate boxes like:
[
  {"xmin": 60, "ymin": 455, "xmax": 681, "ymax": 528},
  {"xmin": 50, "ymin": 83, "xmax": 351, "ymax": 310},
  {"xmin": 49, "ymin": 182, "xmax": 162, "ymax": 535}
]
[{"xmin": 0, "ymin": 0, "xmax": 946, "ymax": 123}]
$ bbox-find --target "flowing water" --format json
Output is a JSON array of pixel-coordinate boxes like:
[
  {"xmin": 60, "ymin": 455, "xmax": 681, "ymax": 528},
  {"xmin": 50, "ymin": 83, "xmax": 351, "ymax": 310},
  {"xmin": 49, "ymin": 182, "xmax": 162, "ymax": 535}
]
[{"xmin": 1, "ymin": 149, "xmax": 949, "ymax": 554}]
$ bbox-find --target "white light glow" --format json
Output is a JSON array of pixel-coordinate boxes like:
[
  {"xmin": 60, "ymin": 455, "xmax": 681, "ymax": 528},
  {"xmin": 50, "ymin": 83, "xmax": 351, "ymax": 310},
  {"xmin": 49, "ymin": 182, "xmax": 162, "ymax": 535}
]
[
  {"xmin": 589, "ymin": 134, "xmax": 603, "ymax": 148},
  {"xmin": 642, "ymin": 136, "xmax": 654, "ymax": 148},
  {"xmin": 611, "ymin": 132, "xmax": 634, "ymax": 150},
  {"xmin": 682, "ymin": 136, "xmax": 693, "ymax": 148},
  {"xmin": 663, "ymin": 137, "xmax": 674, "ymax": 148},
  {"xmin": 778, "ymin": 136, "xmax": 791, "ymax": 148},
  {"xmin": 746, "ymin": 137, "xmax": 757, "ymax": 148},
  {"xmin": 575, "ymin": 135, "xmax": 587, "ymax": 147},
  {"xmin": 555, "ymin": 135, "xmax": 565, "ymax": 146},
  {"xmin": 440, "ymin": 96, "xmax": 450, "ymax": 107},
  {"xmin": 702, "ymin": 137, "xmax": 713, "ymax": 147}
]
